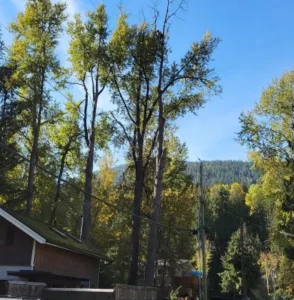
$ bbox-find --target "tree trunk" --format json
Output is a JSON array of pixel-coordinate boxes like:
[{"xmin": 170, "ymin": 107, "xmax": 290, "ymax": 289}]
[
  {"xmin": 49, "ymin": 138, "xmax": 72, "ymax": 226},
  {"xmin": 82, "ymin": 139, "xmax": 95, "ymax": 241},
  {"xmin": 145, "ymin": 110, "xmax": 165, "ymax": 286},
  {"xmin": 26, "ymin": 128, "xmax": 38, "ymax": 216},
  {"xmin": 144, "ymin": 18, "xmax": 169, "ymax": 284},
  {"xmin": 82, "ymin": 95, "xmax": 98, "ymax": 241},
  {"xmin": 128, "ymin": 153, "xmax": 144, "ymax": 285},
  {"xmin": 161, "ymin": 232, "xmax": 170, "ymax": 288},
  {"xmin": 26, "ymin": 97, "xmax": 43, "ymax": 216},
  {"xmin": 0, "ymin": 90, "xmax": 7, "ymax": 129},
  {"xmin": 26, "ymin": 64, "xmax": 45, "ymax": 217}
]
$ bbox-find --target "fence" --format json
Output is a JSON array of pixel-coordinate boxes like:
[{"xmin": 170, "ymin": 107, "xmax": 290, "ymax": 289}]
[
  {"xmin": 43, "ymin": 284, "xmax": 158, "ymax": 300},
  {"xmin": 0, "ymin": 281, "xmax": 45, "ymax": 298},
  {"xmin": 114, "ymin": 284, "xmax": 158, "ymax": 300}
]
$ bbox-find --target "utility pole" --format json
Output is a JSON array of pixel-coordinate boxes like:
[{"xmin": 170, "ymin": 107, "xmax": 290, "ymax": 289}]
[
  {"xmin": 199, "ymin": 162, "xmax": 207, "ymax": 300},
  {"xmin": 198, "ymin": 194, "xmax": 202, "ymax": 300},
  {"xmin": 240, "ymin": 219, "xmax": 247, "ymax": 299}
]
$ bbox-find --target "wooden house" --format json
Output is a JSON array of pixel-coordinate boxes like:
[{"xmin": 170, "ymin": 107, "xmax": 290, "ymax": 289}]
[{"xmin": 0, "ymin": 208, "xmax": 111, "ymax": 288}]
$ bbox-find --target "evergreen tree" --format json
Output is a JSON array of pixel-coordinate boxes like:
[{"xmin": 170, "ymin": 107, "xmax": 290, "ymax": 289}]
[{"xmin": 219, "ymin": 228, "xmax": 261, "ymax": 297}]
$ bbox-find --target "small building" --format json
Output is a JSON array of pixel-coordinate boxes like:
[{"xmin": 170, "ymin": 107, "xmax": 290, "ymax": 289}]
[
  {"xmin": 0, "ymin": 208, "xmax": 111, "ymax": 288},
  {"xmin": 155, "ymin": 259, "xmax": 197, "ymax": 286},
  {"xmin": 155, "ymin": 260, "xmax": 199, "ymax": 300}
]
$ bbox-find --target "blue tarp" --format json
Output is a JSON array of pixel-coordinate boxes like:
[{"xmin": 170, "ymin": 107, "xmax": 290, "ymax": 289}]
[{"xmin": 188, "ymin": 270, "xmax": 202, "ymax": 277}]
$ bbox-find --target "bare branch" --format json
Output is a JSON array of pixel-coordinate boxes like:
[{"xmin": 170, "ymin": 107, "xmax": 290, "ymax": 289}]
[
  {"xmin": 145, "ymin": 94, "xmax": 159, "ymax": 126},
  {"xmin": 82, "ymin": 76, "xmax": 89, "ymax": 147},
  {"xmin": 98, "ymin": 84, "xmax": 106, "ymax": 96},
  {"xmin": 162, "ymin": 0, "xmax": 171, "ymax": 34},
  {"xmin": 110, "ymin": 111, "xmax": 137, "ymax": 162},
  {"xmin": 19, "ymin": 130, "xmax": 32, "ymax": 146},
  {"xmin": 112, "ymin": 70, "xmax": 136, "ymax": 125},
  {"xmin": 65, "ymin": 80, "xmax": 84, "ymax": 87},
  {"xmin": 142, "ymin": 77, "xmax": 151, "ymax": 130},
  {"xmin": 144, "ymin": 127, "xmax": 159, "ymax": 171},
  {"xmin": 166, "ymin": 0, "xmax": 188, "ymax": 23},
  {"xmin": 149, "ymin": 0, "xmax": 160, "ymax": 30},
  {"xmin": 90, "ymin": 67, "xmax": 95, "ymax": 100}
]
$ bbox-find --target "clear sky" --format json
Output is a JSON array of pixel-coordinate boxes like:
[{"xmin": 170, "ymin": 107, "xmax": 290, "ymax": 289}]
[{"xmin": 1, "ymin": 0, "xmax": 294, "ymax": 162}]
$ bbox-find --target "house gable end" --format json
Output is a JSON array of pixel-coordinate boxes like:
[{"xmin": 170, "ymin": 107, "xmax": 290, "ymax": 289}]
[{"xmin": 0, "ymin": 209, "xmax": 46, "ymax": 244}]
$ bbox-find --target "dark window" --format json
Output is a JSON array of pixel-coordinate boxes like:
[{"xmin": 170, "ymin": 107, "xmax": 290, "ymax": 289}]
[{"xmin": 6, "ymin": 225, "xmax": 15, "ymax": 245}]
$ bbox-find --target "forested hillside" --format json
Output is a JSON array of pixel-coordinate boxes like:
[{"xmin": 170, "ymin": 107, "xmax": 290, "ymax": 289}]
[
  {"xmin": 115, "ymin": 160, "xmax": 259, "ymax": 187},
  {"xmin": 186, "ymin": 160, "xmax": 259, "ymax": 186}
]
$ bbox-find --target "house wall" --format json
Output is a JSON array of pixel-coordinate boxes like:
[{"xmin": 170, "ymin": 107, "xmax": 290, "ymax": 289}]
[
  {"xmin": 34, "ymin": 243, "xmax": 99, "ymax": 286},
  {"xmin": 0, "ymin": 217, "xmax": 33, "ymax": 266}
]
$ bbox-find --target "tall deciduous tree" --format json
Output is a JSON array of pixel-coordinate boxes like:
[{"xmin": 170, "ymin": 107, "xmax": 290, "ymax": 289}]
[
  {"xmin": 8, "ymin": 0, "xmax": 66, "ymax": 216},
  {"xmin": 110, "ymin": 2, "xmax": 220, "ymax": 284},
  {"xmin": 238, "ymin": 69, "xmax": 294, "ymax": 299},
  {"xmin": 238, "ymin": 69, "xmax": 294, "ymax": 245},
  {"xmin": 109, "ymin": 14, "xmax": 161, "ymax": 285},
  {"xmin": 67, "ymin": 4, "xmax": 109, "ymax": 241},
  {"xmin": 145, "ymin": 0, "xmax": 221, "ymax": 285}
]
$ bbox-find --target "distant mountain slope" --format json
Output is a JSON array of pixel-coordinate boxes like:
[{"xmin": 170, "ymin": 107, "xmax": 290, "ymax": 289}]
[
  {"xmin": 113, "ymin": 160, "xmax": 259, "ymax": 187},
  {"xmin": 186, "ymin": 160, "xmax": 259, "ymax": 187}
]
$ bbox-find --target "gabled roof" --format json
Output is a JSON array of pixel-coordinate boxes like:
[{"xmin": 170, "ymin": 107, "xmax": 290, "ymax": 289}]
[{"xmin": 0, "ymin": 208, "xmax": 111, "ymax": 261}]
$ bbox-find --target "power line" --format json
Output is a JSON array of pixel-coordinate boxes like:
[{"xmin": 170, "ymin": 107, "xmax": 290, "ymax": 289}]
[
  {"xmin": 88, "ymin": 0, "xmax": 96, "ymax": 9},
  {"xmin": 0, "ymin": 141, "xmax": 194, "ymax": 233},
  {"xmin": 0, "ymin": 17, "xmax": 197, "ymax": 238},
  {"xmin": 0, "ymin": 25, "xmax": 194, "ymax": 233},
  {"xmin": 0, "ymin": 21, "xmax": 195, "ymax": 234}
]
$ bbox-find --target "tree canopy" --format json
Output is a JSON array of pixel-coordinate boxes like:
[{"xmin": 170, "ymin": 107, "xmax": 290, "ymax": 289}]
[{"xmin": 2, "ymin": 1, "xmax": 294, "ymax": 299}]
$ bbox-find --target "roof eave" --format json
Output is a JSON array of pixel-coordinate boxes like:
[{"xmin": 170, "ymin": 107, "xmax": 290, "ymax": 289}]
[
  {"xmin": 0, "ymin": 208, "xmax": 46, "ymax": 244},
  {"xmin": 45, "ymin": 242, "xmax": 112, "ymax": 261},
  {"xmin": 0, "ymin": 208, "xmax": 112, "ymax": 262}
]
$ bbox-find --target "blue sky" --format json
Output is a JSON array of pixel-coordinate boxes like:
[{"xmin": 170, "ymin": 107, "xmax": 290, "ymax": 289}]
[{"xmin": 1, "ymin": 0, "xmax": 294, "ymax": 163}]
